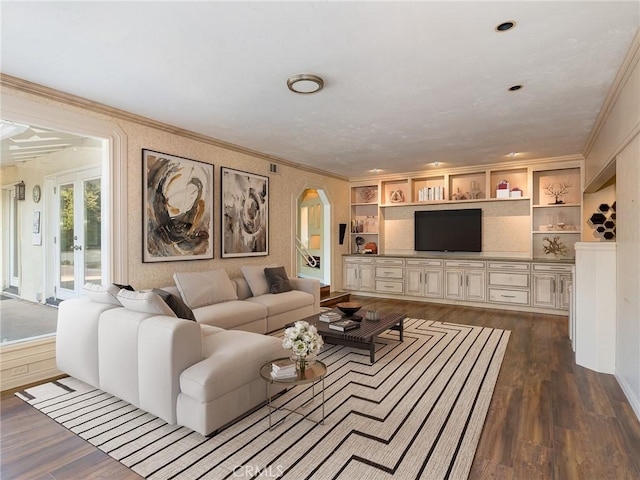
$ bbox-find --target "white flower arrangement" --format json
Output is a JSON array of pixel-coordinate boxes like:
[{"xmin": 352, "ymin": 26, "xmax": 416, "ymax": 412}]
[{"xmin": 282, "ymin": 320, "xmax": 323, "ymax": 358}]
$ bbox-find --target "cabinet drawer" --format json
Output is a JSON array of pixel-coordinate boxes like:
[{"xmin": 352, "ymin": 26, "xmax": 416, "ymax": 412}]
[
  {"xmin": 376, "ymin": 267, "xmax": 403, "ymax": 279},
  {"xmin": 376, "ymin": 258, "xmax": 404, "ymax": 266},
  {"xmin": 376, "ymin": 280, "xmax": 404, "ymax": 294},
  {"xmin": 445, "ymin": 260, "xmax": 485, "ymax": 269},
  {"xmin": 344, "ymin": 256, "xmax": 374, "ymax": 264},
  {"xmin": 532, "ymin": 263, "xmax": 573, "ymax": 273},
  {"xmin": 489, "ymin": 288, "xmax": 529, "ymax": 305},
  {"xmin": 488, "ymin": 272, "xmax": 529, "ymax": 288},
  {"xmin": 406, "ymin": 259, "xmax": 443, "ymax": 267},
  {"xmin": 488, "ymin": 262, "xmax": 530, "ymax": 271}
]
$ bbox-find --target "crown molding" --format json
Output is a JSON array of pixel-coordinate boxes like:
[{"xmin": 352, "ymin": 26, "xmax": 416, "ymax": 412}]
[
  {"xmin": 0, "ymin": 73, "xmax": 348, "ymax": 182},
  {"xmin": 349, "ymin": 154, "xmax": 584, "ymax": 183},
  {"xmin": 583, "ymin": 28, "xmax": 640, "ymax": 158}
]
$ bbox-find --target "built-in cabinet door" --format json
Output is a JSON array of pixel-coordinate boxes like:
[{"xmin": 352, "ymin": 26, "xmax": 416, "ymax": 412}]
[
  {"xmin": 558, "ymin": 274, "xmax": 572, "ymax": 310},
  {"xmin": 344, "ymin": 264, "xmax": 360, "ymax": 290},
  {"xmin": 466, "ymin": 270, "xmax": 486, "ymax": 302},
  {"xmin": 360, "ymin": 265, "xmax": 375, "ymax": 291},
  {"xmin": 445, "ymin": 270, "xmax": 464, "ymax": 300},
  {"xmin": 344, "ymin": 262, "xmax": 375, "ymax": 291},
  {"xmin": 405, "ymin": 268, "xmax": 423, "ymax": 296},
  {"xmin": 424, "ymin": 268, "xmax": 444, "ymax": 298},
  {"xmin": 532, "ymin": 273, "xmax": 556, "ymax": 308},
  {"xmin": 405, "ymin": 267, "xmax": 443, "ymax": 298}
]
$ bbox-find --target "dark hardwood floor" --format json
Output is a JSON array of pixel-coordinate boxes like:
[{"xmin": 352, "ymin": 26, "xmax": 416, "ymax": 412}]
[{"xmin": 2, "ymin": 296, "xmax": 639, "ymax": 479}]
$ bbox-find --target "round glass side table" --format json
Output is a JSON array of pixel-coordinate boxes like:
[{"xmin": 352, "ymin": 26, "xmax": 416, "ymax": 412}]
[{"xmin": 259, "ymin": 357, "xmax": 327, "ymax": 429}]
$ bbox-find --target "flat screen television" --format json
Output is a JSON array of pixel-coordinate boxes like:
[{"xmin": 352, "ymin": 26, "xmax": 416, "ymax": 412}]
[{"xmin": 415, "ymin": 208, "xmax": 482, "ymax": 252}]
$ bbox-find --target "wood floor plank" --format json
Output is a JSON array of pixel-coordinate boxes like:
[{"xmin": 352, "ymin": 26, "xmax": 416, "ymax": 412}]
[{"xmin": 1, "ymin": 296, "xmax": 638, "ymax": 479}]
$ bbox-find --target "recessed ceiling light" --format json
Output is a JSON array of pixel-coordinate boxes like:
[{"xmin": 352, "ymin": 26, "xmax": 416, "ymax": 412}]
[
  {"xmin": 287, "ymin": 74, "xmax": 324, "ymax": 94},
  {"xmin": 434, "ymin": 161, "xmax": 439, "ymax": 167},
  {"xmin": 496, "ymin": 21, "xmax": 516, "ymax": 32},
  {"xmin": 509, "ymin": 85, "xmax": 523, "ymax": 91}
]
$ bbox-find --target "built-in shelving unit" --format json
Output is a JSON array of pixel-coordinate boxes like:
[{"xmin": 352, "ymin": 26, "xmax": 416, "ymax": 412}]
[
  {"xmin": 350, "ymin": 183, "xmax": 379, "ymax": 254},
  {"xmin": 349, "ymin": 158, "xmax": 583, "ymax": 256},
  {"xmin": 531, "ymin": 165, "xmax": 582, "ymax": 259}
]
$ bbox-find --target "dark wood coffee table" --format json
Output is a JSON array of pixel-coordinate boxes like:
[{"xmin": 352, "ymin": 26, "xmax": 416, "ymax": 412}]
[{"xmin": 303, "ymin": 309, "xmax": 405, "ymax": 363}]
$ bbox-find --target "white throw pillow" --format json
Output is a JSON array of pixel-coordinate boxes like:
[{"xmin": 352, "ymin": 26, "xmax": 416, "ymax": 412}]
[
  {"xmin": 83, "ymin": 283, "xmax": 121, "ymax": 305},
  {"xmin": 173, "ymin": 269, "xmax": 238, "ymax": 309},
  {"xmin": 116, "ymin": 289, "xmax": 176, "ymax": 317},
  {"xmin": 241, "ymin": 265, "xmax": 278, "ymax": 297}
]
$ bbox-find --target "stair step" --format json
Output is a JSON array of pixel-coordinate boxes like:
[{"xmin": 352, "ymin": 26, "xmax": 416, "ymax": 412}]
[
  {"xmin": 320, "ymin": 292, "xmax": 350, "ymax": 307},
  {"xmin": 320, "ymin": 284, "xmax": 331, "ymax": 300}
]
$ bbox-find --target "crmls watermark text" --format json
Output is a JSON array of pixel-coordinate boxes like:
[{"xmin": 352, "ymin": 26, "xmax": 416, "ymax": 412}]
[{"xmin": 232, "ymin": 465, "xmax": 285, "ymax": 478}]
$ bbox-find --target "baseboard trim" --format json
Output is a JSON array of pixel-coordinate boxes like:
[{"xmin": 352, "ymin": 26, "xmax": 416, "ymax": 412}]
[{"xmin": 615, "ymin": 367, "xmax": 640, "ymax": 423}]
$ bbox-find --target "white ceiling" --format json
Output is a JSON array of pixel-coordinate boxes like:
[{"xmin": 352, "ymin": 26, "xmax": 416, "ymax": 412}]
[{"xmin": 1, "ymin": 1, "xmax": 638, "ymax": 178}]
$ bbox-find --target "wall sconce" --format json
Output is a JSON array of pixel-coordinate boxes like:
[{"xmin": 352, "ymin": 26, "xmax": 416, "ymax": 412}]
[{"xmin": 15, "ymin": 181, "xmax": 26, "ymax": 201}]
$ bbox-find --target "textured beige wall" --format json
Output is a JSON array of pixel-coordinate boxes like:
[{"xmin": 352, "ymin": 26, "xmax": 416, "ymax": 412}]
[
  {"xmin": 382, "ymin": 201, "xmax": 531, "ymax": 255},
  {"xmin": 122, "ymin": 118, "xmax": 350, "ymax": 288},
  {"xmin": 585, "ymin": 42, "xmax": 640, "ymax": 187},
  {"xmin": 583, "ymin": 32, "xmax": 640, "ymax": 420},
  {"xmin": 2, "ymin": 86, "xmax": 350, "ymax": 294}
]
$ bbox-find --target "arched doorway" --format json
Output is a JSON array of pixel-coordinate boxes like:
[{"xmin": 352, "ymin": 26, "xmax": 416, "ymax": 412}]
[{"xmin": 296, "ymin": 188, "xmax": 331, "ymax": 286}]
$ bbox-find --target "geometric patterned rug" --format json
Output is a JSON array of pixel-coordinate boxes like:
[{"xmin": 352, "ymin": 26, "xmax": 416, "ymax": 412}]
[{"xmin": 16, "ymin": 319, "xmax": 509, "ymax": 479}]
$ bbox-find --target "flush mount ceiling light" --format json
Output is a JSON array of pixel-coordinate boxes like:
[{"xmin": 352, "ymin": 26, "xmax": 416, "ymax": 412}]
[
  {"xmin": 509, "ymin": 84, "xmax": 523, "ymax": 91},
  {"xmin": 496, "ymin": 21, "xmax": 516, "ymax": 32},
  {"xmin": 287, "ymin": 74, "xmax": 324, "ymax": 94}
]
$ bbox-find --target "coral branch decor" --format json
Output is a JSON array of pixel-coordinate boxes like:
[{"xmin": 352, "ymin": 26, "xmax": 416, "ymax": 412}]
[
  {"xmin": 542, "ymin": 236, "xmax": 568, "ymax": 257},
  {"xmin": 543, "ymin": 182, "xmax": 572, "ymax": 205}
]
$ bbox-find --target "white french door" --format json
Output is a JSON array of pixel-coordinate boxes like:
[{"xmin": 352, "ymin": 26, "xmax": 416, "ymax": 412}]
[
  {"xmin": 54, "ymin": 167, "xmax": 103, "ymax": 300},
  {"xmin": 5, "ymin": 188, "xmax": 20, "ymax": 289}
]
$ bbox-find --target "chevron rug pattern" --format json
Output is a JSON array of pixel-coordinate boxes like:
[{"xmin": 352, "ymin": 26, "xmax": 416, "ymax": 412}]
[{"xmin": 17, "ymin": 319, "xmax": 509, "ymax": 480}]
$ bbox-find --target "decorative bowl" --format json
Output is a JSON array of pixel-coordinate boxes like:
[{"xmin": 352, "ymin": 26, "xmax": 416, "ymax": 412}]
[{"xmin": 336, "ymin": 302, "xmax": 362, "ymax": 317}]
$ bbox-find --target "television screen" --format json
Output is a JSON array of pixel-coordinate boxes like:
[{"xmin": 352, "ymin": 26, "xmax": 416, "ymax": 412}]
[{"xmin": 415, "ymin": 208, "xmax": 482, "ymax": 252}]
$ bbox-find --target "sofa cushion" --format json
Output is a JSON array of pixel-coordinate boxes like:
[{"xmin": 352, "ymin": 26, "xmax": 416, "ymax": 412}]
[
  {"xmin": 174, "ymin": 269, "xmax": 238, "ymax": 309},
  {"xmin": 241, "ymin": 265, "xmax": 276, "ymax": 297},
  {"xmin": 83, "ymin": 283, "xmax": 122, "ymax": 305},
  {"xmin": 116, "ymin": 290, "xmax": 177, "ymax": 317},
  {"xmin": 193, "ymin": 300, "xmax": 267, "ymax": 330},
  {"xmin": 264, "ymin": 266, "xmax": 292, "ymax": 294},
  {"xmin": 180, "ymin": 330, "xmax": 283, "ymax": 402},
  {"xmin": 247, "ymin": 290, "xmax": 314, "ymax": 316},
  {"xmin": 153, "ymin": 288, "xmax": 196, "ymax": 321}
]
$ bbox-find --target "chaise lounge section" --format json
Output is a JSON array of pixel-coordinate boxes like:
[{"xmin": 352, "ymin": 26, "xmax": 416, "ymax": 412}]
[{"xmin": 56, "ymin": 269, "xmax": 320, "ymax": 436}]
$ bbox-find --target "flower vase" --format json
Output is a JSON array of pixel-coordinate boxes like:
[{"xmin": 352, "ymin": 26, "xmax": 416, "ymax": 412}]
[
  {"xmin": 291, "ymin": 353, "xmax": 315, "ymax": 376},
  {"xmin": 297, "ymin": 358, "xmax": 307, "ymax": 376}
]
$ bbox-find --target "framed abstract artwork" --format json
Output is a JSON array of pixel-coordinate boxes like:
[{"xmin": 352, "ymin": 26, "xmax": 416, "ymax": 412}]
[
  {"xmin": 142, "ymin": 149, "xmax": 214, "ymax": 262},
  {"xmin": 221, "ymin": 167, "xmax": 269, "ymax": 257}
]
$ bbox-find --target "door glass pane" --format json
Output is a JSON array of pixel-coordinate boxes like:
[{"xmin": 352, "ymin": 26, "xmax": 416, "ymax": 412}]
[
  {"xmin": 11, "ymin": 195, "xmax": 19, "ymax": 284},
  {"xmin": 59, "ymin": 183, "xmax": 75, "ymax": 290},
  {"xmin": 84, "ymin": 178, "xmax": 102, "ymax": 285}
]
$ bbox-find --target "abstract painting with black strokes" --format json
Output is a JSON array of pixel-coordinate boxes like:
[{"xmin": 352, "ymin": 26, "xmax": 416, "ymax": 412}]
[
  {"xmin": 142, "ymin": 149, "xmax": 214, "ymax": 262},
  {"xmin": 221, "ymin": 167, "xmax": 269, "ymax": 258}
]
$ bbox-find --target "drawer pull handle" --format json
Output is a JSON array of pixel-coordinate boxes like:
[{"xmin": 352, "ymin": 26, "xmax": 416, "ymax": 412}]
[{"xmin": 500, "ymin": 294, "xmax": 516, "ymax": 298}]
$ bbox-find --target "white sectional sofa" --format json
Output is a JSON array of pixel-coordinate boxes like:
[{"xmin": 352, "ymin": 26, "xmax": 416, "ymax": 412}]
[
  {"xmin": 165, "ymin": 274, "xmax": 319, "ymax": 334},
  {"xmin": 56, "ymin": 267, "xmax": 321, "ymax": 436}
]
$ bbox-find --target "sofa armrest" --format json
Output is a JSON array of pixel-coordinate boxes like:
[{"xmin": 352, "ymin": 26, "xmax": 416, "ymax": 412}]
[
  {"xmin": 138, "ymin": 316, "xmax": 203, "ymax": 424},
  {"xmin": 289, "ymin": 277, "xmax": 321, "ymax": 314},
  {"xmin": 56, "ymin": 298, "xmax": 120, "ymax": 388}
]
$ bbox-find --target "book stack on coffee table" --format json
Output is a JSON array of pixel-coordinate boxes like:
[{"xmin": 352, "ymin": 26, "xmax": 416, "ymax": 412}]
[
  {"xmin": 270, "ymin": 359, "xmax": 297, "ymax": 379},
  {"xmin": 329, "ymin": 319, "xmax": 360, "ymax": 332}
]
